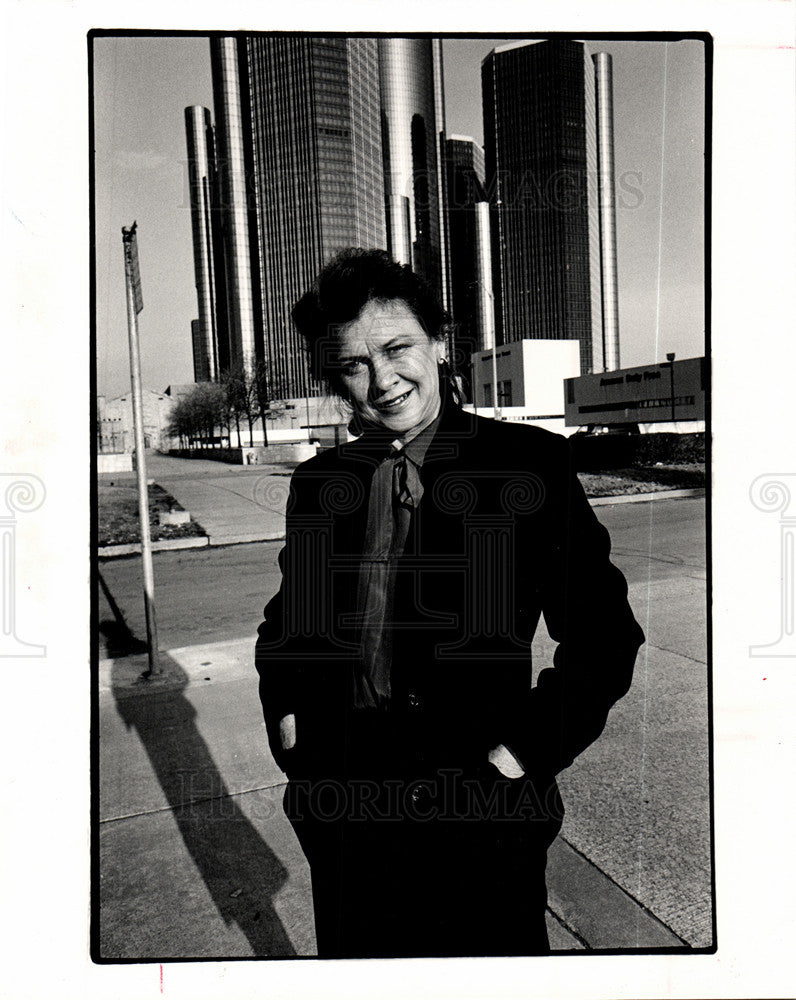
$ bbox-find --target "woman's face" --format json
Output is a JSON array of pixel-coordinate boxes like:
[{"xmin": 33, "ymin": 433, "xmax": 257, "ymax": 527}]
[{"xmin": 333, "ymin": 298, "xmax": 445, "ymax": 441}]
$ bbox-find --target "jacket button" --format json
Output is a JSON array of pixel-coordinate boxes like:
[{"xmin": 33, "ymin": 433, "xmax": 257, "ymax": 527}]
[{"xmin": 407, "ymin": 692, "xmax": 421, "ymax": 710}]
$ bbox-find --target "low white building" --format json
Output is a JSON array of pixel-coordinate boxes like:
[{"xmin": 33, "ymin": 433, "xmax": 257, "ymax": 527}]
[
  {"xmin": 97, "ymin": 389, "xmax": 177, "ymax": 454},
  {"xmin": 468, "ymin": 339, "xmax": 582, "ymax": 436}
]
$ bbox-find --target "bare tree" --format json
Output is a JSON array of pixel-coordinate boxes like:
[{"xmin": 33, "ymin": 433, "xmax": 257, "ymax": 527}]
[
  {"xmin": 221, "ymin": 366, "xmax": 247, "ymax": 447},
  {"xmin": 166, "ymin": 383, "xmax": 226, "ymax": 448},
  {"xmin": 252, "ymin": 358, "xmax": 273, "ymax": 447}
]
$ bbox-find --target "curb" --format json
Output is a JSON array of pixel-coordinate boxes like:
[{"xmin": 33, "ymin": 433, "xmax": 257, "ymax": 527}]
[
  {"xmin": 97, "ymin": 489, "xmax": 704, "ymax": 558},
  {"xmin": 588, "ymin": 487, "xmax": 704, "ymax": 507},
  {"xmin": 98, "ymin": 532, "xmax": 285, "ymax": 559},
  {"xmin": 98, "ymin": 536, "xmax": 210, "ymax": 558}
]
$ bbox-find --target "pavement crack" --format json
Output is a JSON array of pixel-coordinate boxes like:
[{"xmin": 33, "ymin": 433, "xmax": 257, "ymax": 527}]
[
  {"xmin": 100, "ymin": 781, "xmax": 287, "ymax": 825},
  {"xmin": 176, "ymin": 478, "xmax": 283, "ymax": 514},
  {"xmin": 645, "ymin": 642, "xmax": 706, "ymax": 665},
  {"xmin": 545, "ymin": 906, "xmax": 591, "ymax": 949}
]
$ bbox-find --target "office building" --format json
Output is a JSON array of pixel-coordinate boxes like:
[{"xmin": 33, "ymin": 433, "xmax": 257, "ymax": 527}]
[
  {"xmin": 184, "ymin": 105, "xmax": 227, "ymax": 381},
  {"xmin": 192, "ymin": 36, "xmax": 448, "ymax": 400},
  {"xmin": 593, "ymin": 52, "xmax": 621, "ymax": 371},
  {"xmin": 431, "ymin": 39, "xmax": 451, "ymax": 314},
  {"xmin": 483, "ymin": 39, "xmax": 617, "ymax": 375},
  {"xmin": 441, "ymin": 136, "xmax": 487, "ymax": 394},
  {"xmin": 244, "ymin": 35, "xmax": 386, "ymax": 398},
  {"xmin": 471, "ymin": 339, "xmax": 581, "ymax": 433},
  {"xmin": 202, "ymin": 36, "xmax": 387, "ymax": 398},
  {"xmin": 564, "ymin": 356, "xmax": 707, "ymax": 431},
  {"xmin": 209, "ymin": 37, "xmax": 262, "ymax": 375},
  {"xmin": 190, "ymin": 318, "xmax": 208, "ymax": 383},
  {"xmin": 379, "ymin": 38, "xmax": 446, "ymax": 304}
]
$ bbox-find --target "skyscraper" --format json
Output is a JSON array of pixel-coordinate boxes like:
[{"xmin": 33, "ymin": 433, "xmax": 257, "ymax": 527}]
[
  {"xmin": 184, "ymin": 105, "xmax": 225, "ymax": 381},
  {"xmin": 379, "ymin": 38, "xmax": 445, "ymax": 303},
  {"xmin": 210, "ymin": 37, "xmax": 262, "ymax": 376},
  {"xmin": 190, "ymin": 318, "xmax": 207, "ymax": 383},
  {"xmin": 593, "ymin": 52, "xmax": 621, "ymax": 371},
  {"xmin": 243, "ymin": 35, "xmax": 386, "ymax": 398},
  {"xmin": 482, "ymin": 39, "xmax": 606, "ymax": 374},
  {"xmin": 443, "ymin": 136, "xmax": 487, "ymax": 394},
  {"xmin": 189, "ymin": 35, "xmax": 448, "ymax": 400}
]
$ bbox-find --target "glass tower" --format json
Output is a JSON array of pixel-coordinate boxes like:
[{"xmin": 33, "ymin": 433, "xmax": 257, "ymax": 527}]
[
  {"xmin": 443, "ymin": 136, "xmax": 487, "ymax": 395},
  {"xmin": 210, "ymin": 37, "xmax": 262, "ymax": 376},
  {"xmin": 242, "ymin": 36, "xmax": 386, "ymax": 399},
  {"xmin": 379, "ymin": 38, "xmax": 444, "ymax": 303},
  {"xmin": 482, "ymin": 40, "xmax": 603, "ymax": 374},
  {"xmin": 184, "ymin": 105, "xmax": 224, "ymax": 382},
  {"xmin": 203, "ymin": 35, "xmax": 447, "ymax": 398},
  {"xmin": 593, "ymin": 52, "xmax": 620, "ymax": 372}
]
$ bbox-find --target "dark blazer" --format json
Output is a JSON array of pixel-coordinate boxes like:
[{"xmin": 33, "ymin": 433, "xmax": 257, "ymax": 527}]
[{"xmin": 255, "ymin": 398, "xmax": 644, "ymax": 788}]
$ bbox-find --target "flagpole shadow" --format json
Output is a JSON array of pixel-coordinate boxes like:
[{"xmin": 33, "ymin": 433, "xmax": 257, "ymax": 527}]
[{"xmin": 106, "ymin": 651, "xmax": 298, "ymax": 958}]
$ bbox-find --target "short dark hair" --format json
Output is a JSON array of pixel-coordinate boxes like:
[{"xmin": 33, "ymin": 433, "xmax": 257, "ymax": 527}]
[{"xmin": 292, "ymin": 248, "xmax": 448, "ymax": 388}]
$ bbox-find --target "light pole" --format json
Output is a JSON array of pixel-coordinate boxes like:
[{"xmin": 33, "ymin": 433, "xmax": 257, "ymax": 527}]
[
  {"xmin": 666, "ymin": 352, "xmax": 676, "ymax": 425},
  {"xmin": 122, "ymin": 222, "xmax": 160, "ymax": 676}
]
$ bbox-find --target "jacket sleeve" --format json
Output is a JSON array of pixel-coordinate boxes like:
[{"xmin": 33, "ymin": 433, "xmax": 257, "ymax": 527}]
[
  {"xmin": 506, "ymin": 437, "xmax": 645, "ymax": 778},
  {"xmin": 254, "ymin": 468, "xmax": 311, "ymax": 773},
  {"xmin": 254, "ymin": 544, "xmax": 297, "ymax": 772}
]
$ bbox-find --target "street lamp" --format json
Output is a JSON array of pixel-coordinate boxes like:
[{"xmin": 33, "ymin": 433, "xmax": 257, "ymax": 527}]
[{"xmin": 666, "ymin": 352, "xmax": 676, "ymax": 425}]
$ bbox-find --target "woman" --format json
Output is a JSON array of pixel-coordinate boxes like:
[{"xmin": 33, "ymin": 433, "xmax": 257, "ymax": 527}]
[{"xmin": 255, "ymin": 249, "xmax": 644, "ymax": 958}]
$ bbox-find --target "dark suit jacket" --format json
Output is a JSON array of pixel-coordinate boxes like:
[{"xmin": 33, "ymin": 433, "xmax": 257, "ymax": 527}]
[{"xmin": 255, "ymin": 398, "xmax": 644, "ymax": 788}]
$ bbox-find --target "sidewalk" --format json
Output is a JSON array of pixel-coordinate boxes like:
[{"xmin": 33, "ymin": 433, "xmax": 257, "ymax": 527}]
[
  {"xmin": 98, "ymin": 635, "xmax": 690, "ymax": 959},
  {"xmin": 147, "ymin": 451, "xmax": 291, "ymax": 545},
  {"xmin": 99, "ymin": 452, "xmax": 292, "ymax": 557}
]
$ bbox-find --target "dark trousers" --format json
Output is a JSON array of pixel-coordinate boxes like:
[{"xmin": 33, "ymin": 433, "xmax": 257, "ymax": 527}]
[{"xmin": 283, "ymin": 718, "xmax": 562, "ymax": 958}]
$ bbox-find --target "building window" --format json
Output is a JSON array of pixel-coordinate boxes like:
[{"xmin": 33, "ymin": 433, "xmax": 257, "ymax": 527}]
[
  {"xmin": 498, "ymin": 380, "xmax": 513, "ymax": 407},
  {"xmin": 484, "ymin": 383, "xmax": 493, "ymax": 407}
]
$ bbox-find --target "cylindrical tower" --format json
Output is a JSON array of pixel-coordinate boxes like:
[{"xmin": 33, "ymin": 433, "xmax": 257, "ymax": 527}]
[
  {"xmin": 210, "ymin": 37, "xmax": 258, "ymax": 375},
  {"xmin": 184, "ymin": 106, "xmax": 219, "ymax": 382},
  {"xmin": 593, "ymin": 52, "xmax": 621, "ymax": 372},
  {"xmin": 379, "ymin": 38, "xmax": 442, "ymax": 299},
  {"xmin": 474, "ymin": 202, "xmax": 495, "ymax": 351},
  {"xmin": 432, "ymin": 38, "xmax": 450, "ymax": 315}
]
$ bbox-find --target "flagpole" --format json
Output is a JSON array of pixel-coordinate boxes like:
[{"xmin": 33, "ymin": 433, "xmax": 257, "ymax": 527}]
[{"xmin": 122, "ymin": 222, "xmax": 160, "ymax": 675}]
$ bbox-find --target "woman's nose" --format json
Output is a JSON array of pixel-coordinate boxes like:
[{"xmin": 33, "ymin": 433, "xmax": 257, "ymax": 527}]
[{"xmin": 370, "ymin": 356, "xmax": 398, "ymax": 393}]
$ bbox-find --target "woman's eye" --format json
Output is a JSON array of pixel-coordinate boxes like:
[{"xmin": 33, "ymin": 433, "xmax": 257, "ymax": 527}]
[
  {"xmin": 386, "ymin": 344, "xmax": 408, "ymax": 356},
  {"xmin": 341, "ymin": 360, "xmax": 365, "ymax": 376}
]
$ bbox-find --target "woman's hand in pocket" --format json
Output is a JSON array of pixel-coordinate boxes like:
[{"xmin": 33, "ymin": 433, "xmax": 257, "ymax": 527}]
[
  {"xmin": 279, "ymin": 713, "xmax": 297, "ymax": 750},
  {"xmin": 487, "ymin": 743, "xmax": 525, "ymax": 778}
]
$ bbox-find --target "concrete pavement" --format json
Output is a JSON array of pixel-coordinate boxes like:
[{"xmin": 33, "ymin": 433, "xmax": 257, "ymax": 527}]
[
  {"xmin": 146, "ymin": 451, "xmax": 292, "ymax": 546},
  {"xmin": 98, "ymin": 637, "xmax": 686, "ymax": 959},
  {"xmin": 97, "ymin": 451, "xmax": 711, "ymax": 957}
]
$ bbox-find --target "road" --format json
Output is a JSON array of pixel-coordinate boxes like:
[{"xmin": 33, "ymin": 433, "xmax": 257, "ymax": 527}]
[
  {"xmin": 97, "ymin": 497, "xmax": 705, "ymax": 659},
  {"xmin": 97, "ymin": 496, "xmax": 711, "ymax": 954}
]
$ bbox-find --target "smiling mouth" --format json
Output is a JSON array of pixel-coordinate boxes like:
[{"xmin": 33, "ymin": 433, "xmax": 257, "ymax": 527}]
[{"xmin": 376, "ymin": 389, "xmax": 413, "ymax": 411}]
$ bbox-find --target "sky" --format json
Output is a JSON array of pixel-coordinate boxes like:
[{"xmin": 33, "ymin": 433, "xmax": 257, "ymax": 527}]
[{"xmin": 93, "ymin": 35, "xmax": 706, "ymax": 399}]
